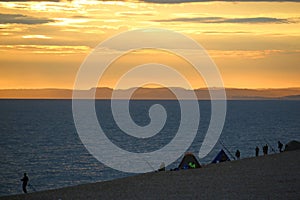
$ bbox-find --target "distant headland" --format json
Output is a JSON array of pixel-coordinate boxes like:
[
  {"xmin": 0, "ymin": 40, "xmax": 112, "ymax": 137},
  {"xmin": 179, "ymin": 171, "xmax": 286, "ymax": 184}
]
[{"xmin": 0, "ymin": 87, "xmax": 300, "ymax": 100}]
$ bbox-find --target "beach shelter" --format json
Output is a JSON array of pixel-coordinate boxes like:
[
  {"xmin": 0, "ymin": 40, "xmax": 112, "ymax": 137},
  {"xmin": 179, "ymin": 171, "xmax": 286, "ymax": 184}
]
[
  {"xmin": 178, "ymin": 152, "xmax": 201, "ymax": 169},
  {"xmin": 211, "ymin": 149, "xmax": 231, "ymax": 163},
  {"xmin": 284, "ymin": 140, "xmax": 300, "ymax": 151}
]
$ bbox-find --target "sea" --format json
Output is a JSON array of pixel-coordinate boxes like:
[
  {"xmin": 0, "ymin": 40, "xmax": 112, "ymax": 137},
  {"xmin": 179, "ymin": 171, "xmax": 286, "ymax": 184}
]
[{"xmin": 0, "ymin": 100, "xmax": 299, "ymax": 196}]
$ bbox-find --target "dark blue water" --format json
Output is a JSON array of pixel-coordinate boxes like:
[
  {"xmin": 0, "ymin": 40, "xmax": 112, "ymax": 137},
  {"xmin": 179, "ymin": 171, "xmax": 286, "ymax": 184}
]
[{"xmin": 0, "ymin": 100, "xmax": 299, "ymax": 196}]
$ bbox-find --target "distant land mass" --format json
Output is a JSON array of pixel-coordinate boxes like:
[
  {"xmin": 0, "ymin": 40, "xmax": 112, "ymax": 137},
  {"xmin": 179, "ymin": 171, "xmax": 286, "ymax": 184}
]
[{"xmin": 1, "ymin": 87, "xmax": 300, "ymax": 100}]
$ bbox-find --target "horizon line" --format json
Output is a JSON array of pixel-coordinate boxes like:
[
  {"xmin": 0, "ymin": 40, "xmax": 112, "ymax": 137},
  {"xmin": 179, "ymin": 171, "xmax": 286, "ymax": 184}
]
[{"xmin": 1, "ymin": 86, "xmax": 300, "ymax": 90}]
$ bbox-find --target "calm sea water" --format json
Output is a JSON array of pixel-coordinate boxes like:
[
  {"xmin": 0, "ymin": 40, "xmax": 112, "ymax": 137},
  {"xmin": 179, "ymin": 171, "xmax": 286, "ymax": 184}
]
[{"xmin": 0, "ymin": 100, "xmax": 299, "ymax": 196}]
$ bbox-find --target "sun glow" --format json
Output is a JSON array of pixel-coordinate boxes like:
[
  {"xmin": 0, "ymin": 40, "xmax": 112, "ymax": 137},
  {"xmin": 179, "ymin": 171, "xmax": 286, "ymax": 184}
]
[
  {"xmin": 30, "ymin": 2, "xmax": 47, "ymax": 11},
  {"xmin": 22, "ymin": 35, "xmax": 52, "ymax": 39},
  {"xmin": 0, "ymin": 1, "xmax": 299, "ymax": 89}
]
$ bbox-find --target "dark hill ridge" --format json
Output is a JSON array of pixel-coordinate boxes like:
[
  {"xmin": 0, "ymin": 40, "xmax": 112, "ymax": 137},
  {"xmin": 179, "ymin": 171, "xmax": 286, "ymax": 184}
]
[
  {"xmin": 0, "ymin": 87, "xmax": 300, "ymax": 100},
  {"xmin": 2, "ymin": 150, "xmax": 299, "ymax": 200},
  {"xmin": 281, "ymin": 94, "xmax": 300, "ymax": 100}
]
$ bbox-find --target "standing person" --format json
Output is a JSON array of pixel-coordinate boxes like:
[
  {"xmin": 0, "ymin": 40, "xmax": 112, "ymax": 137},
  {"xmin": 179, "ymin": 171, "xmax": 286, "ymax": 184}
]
[
  {"xmin": 278, "ymin": 141, "xmax": 283, "ymax": 152},
  {"xmin": 235, "ymin": 150, "xmax": 240, "ymax": 159},
  {"xmin": 255, "ymin": 146, "xmax": 259, "ymax": 157},
  {"xmin": 263, "ymin": 145, "xmax": 266, "ymax": 155},
  {"xmin": 21, "ymin": 173, "xmax": 29, "ymax": 193},
  {"xmin": 265, "ymin": 144, "xmax": 268, "ymax": 155}
]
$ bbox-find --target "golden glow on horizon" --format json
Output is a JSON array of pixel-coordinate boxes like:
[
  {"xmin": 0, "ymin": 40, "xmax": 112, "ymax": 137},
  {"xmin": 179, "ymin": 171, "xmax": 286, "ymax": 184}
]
[
  {"xmin": 22, "ymin": 35, "xmax": 52, "ymax": 39},
  {"xmin": 98, "ymin": 49, "xmax": 206, "ymax": 89},
  {"xmin": 0, "ymin": 1, "xmax": 299, "ymax": 89}
]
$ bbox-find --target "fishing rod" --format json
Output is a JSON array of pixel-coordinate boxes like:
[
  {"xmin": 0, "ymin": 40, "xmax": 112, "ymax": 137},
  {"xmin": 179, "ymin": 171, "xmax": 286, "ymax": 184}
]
[
  {"xmin": 0, "ymin": 157, "xmax": 39, "ymax": 193},
  {"xmin": 28, "ymin": 183, "xmax": 37, "ymax": 192},
  {"xmin": 219, "ymin": 140, "xmax": 236, "ymax": 160},
  {"xmin": 19, "ymin": 172, "xmax": 39, "ymax": 193},
  {"xmin": 15, "ymin": 170, "xmax": 39, "ymax": 193},
  {"xmin": 145, "ymin": 160, "xmax": 156, "ymax": 172},
  {"xmin": 263, "ymin": 138, "xmax": 276, "ymax": 153},
  {"xmin": 129, "ymin": 143, "xmax": 156, "ymax": 172}
]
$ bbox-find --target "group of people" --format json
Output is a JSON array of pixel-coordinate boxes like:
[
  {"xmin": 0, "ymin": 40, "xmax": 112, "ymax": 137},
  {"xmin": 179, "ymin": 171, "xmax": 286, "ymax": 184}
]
[
  {"xmin": 235, "ymin": 141, "xmax": 284, "ymax": 160},
  {"xmin": 20, "ymin": 141, "xmax": 286, "ymax": 194},
  {"xmin": 255, "ymin": 141, "xmax": 284, "ymax": 157}
]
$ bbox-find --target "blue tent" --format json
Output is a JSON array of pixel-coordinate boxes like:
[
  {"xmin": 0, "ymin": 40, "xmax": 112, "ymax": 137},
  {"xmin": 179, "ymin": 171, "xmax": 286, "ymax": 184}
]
[{"xmin": 211, "ymin": 149, "xmax": 231, "ymax": 163}]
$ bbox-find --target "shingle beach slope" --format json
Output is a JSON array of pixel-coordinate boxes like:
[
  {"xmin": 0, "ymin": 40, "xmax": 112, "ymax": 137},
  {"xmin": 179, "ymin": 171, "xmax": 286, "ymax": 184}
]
[{"xmin": 2, "ymin": 150, "xmax": 299, "ymax": 200}]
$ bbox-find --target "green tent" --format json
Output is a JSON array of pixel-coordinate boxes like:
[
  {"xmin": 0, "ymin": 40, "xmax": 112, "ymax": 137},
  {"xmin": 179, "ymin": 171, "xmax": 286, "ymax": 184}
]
[{"xmin": 178, "ymin": 152, "xmax": 201, "ymax": 169}]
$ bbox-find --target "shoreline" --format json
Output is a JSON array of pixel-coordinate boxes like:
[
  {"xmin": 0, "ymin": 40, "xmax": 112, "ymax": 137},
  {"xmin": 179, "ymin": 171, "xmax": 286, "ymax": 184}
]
[{"xmin": 1, "ymin": 150, "xmax": 299, "ymax": 200}]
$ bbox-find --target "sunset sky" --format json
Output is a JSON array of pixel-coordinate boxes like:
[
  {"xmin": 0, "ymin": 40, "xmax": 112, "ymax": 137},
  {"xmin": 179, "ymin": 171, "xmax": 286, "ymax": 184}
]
[{"xmin": 0, "ymin": 0, "xmax": 300, "ymax": 89}]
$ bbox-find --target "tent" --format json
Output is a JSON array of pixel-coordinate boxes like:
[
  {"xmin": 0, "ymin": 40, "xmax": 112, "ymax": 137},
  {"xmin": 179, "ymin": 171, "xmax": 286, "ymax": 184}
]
[
  {"xmin": 284, "ymin": 140, "xmax": 300, "ymax": 151},
  {"xmin": 211, "ymin": 149, "xmax": 231, "ymax": 163},
  {"xmin": 178, "ymin": 152, "xmax": 201, "ymax": 169}
]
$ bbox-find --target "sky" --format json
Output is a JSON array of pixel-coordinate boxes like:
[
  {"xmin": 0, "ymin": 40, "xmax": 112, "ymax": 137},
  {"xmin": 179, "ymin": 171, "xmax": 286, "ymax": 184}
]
[{"xmin": 0, "ymin": 0, "xmax": 300, "ymax": 89}]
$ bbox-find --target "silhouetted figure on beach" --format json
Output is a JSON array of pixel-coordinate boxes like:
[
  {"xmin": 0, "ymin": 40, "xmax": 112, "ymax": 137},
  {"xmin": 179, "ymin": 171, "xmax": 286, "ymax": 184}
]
[
  {"xmin": 278, "ymin": 141, "xmax": 283, "ymax": 152},
  {"xmin": 235, "ymin": 150, "xmax": 240, "ymax": 159},
  {"xmin": 263, "ymin": 144, "xmax": 268, "ymax": 155},
  {"xmin": 255, "ymin": 146, "xmax": 259, "ymax": 157},
  {"xmin": 21, "ymin": 173, "xmax": 29, "ymax": 193}
]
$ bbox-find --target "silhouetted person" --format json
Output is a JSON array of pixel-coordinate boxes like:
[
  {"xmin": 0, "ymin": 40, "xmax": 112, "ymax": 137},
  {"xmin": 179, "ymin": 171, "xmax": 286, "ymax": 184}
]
[
  {"xmin": 278, "ymin": 141, "xmax": 283, "ymax": 152},
  {"xmin": 21, "ymin": 173, "xmax": 29, "ymax": 193},
  {"xmin": 255, "ymin": 146, "xmax": 259, "ymax": 157},
  {"xmin": 235, "ymin": 150, "xmax": 240, "ymax": 159},
  {"xmin": 263, "ymin": 144, "xmax": 268, "ymax": 155}
]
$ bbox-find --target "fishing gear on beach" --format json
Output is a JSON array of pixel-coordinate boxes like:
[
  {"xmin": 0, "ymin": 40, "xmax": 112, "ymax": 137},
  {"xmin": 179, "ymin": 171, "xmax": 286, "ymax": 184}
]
[
  {"xmin": 28, "ymin": 183, "xmax": 37, "ymax": 192},
  {"xmin": 0, "ymin": 157, "xmax": 38, "ymax": 193}
]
